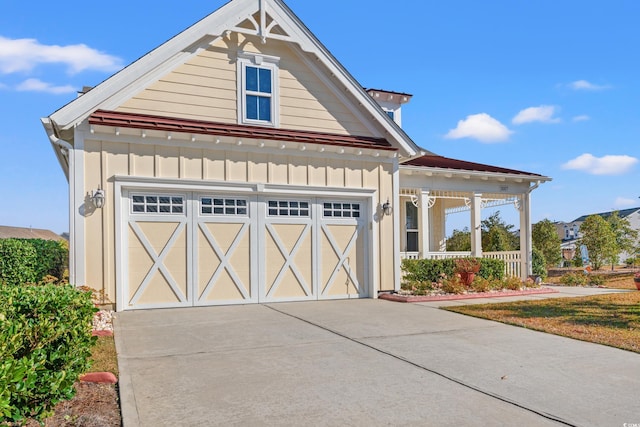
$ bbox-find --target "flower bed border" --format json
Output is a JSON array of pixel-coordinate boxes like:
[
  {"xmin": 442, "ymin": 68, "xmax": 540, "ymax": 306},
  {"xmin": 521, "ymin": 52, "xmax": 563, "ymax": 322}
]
[{"xmin": 379, "ymin": 287, "xmax": 559, "ymax": 303}]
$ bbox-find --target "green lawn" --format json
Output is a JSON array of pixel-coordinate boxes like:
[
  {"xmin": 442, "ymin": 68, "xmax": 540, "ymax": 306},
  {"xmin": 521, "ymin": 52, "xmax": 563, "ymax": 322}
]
[{"xmin": 444, "ymin": 291, "xmax": 640, "ymax": 353}]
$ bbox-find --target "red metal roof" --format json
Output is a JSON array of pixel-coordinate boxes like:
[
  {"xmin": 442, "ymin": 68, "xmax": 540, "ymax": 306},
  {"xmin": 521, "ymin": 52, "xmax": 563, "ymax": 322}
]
[
  {"xmin": 402, "ymin": 155, "xmax": 544, "ymax": 177},
  {"xmin": 89, "ymin": 110, "xmax": 395, "ymax": 151}
]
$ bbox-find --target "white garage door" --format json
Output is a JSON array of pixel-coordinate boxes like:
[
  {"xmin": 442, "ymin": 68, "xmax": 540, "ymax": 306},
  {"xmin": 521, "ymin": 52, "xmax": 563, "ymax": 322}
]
[{"xmin": 121, "ymin": 191, "xmax": 368, "ymax": 310}]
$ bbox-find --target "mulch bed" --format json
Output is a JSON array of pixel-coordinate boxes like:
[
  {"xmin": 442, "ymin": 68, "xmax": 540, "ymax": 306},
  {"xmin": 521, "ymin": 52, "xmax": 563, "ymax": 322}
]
[
  {"xmin": 23, "ymin": 382, "xmax": 121, "ymax": 427},
  {"xmin": 379, "ymin": 287, "xmax": 559, "ymax": 302}
]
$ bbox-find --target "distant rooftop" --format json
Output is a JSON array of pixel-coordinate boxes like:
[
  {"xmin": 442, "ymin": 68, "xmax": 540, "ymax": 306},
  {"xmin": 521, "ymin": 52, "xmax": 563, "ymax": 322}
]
[
  {"xmin": 0, "ymin": 225, "xmax": 66, "ymax": 241},
  {"xmin": 572, "ymin": 207, "xmax": 640, "ymax": 223}
]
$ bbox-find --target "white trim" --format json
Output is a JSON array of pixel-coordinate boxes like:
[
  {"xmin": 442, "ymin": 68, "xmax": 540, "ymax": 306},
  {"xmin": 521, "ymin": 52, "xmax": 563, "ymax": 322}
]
[
  {"xmin": 81, "ymin": 128, "xmax": 396, "ymax": 163},
  {"xmin": 72, "ymin": 129, "xmax": 86, "ymax": 286},
  {"xmin": 392, "ymin": 160, "xmax": 401, "ymax": 292},
  {"xmin": 400, "ymin": 164, "xmax": 551, "ymax": 183}
]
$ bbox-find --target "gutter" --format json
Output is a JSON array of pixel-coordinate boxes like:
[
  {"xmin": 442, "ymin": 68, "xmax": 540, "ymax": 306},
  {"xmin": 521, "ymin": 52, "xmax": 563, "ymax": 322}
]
[{"xmin": 42, "ymin": 118, "xmax": 71, "ymax": 181}]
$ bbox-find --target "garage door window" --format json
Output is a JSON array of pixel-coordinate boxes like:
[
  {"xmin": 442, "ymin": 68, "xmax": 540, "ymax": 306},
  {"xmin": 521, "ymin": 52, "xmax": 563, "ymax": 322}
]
[
  {"xmin": 268, "ymin": 200, "xmax": 310, "ymax": 217},
  {"xmin": 201, "ymin": 198, "xmax": 248, "ymax": 216},
  {"xmin": 323, "ymin": 202, "xmax": 360, "ymax": 218},
  {"xmin": 132, "ymin": 195, "xmax": 184, "ymax": 214}
]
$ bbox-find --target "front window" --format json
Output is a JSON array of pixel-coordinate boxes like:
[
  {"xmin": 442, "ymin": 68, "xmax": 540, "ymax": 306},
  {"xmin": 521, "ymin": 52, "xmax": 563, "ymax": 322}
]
[{"xmin": 245, "ymin": 66, "xmax": 272, "ymax": 122}]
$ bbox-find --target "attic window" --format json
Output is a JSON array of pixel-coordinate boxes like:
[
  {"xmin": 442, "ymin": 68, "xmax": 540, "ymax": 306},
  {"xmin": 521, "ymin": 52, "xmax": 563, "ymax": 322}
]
[{"xmin": 237, "ymin": 52, "xmax": 279, "ymax": 127}]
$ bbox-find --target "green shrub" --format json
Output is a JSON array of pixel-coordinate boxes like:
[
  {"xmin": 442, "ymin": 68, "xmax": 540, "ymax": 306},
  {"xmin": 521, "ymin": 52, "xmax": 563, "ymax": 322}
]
[
  {"xmin": 532, "ymin": 247, "xmax": 548, "ymax": 279},
  {"xmin": 442, "ymin": 274, "xmax": 466, "ymax": 294},
  {"xmin": 0, "ymin": 239, "xmax": 38, "ymax": 286},
  {"xmin": 471, "ymin": 276, "xmax": 492, "ymax": 293},
  {"xmin": 401, "ymin": 257, "xmax": 505, "ymax": 286},
  {"xmin": 588, "ymin": 274, "xmax": 606, "ymax": 287},
  {"xmin": 0, "ymin": 239, "xmax": 68, "ymax": 286},
  {"xmin": 561, "ymin": 272, "xmax": 588, "ymax": 286},
  {"xmin": 478, "ymin": 258, "xmax": 505, "ymax": 280},
  {"xmin": 0, "ymin": 284, "xmax": 97, "ymax": 424},
  {"xmin": 502, "ymin": 276, "xmax": 524, "ymax": 291},
  {"xmin": 24, "ymin": 239, "xmax": 68, "ymax": 281}
]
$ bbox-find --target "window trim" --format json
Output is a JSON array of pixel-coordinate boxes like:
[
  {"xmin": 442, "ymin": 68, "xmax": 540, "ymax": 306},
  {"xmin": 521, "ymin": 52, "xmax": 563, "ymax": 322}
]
[
  {"xmin": 237, "ymin": 52, "xmax": 280, "ymax": 127},
  {"xmin": 266, "ymin": 199, "xmax": 311, "ymax": 218},
  {"xmin": 130, "ymin": 194, "xmax": 186, "ymax": 215},
  {"xmin": 200, "ymin": 196, "xmax": 249, "ymax": 217}
]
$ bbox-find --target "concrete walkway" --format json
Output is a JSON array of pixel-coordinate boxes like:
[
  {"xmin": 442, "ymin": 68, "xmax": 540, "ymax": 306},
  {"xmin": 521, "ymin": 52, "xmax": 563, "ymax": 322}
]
[{"xmin": 114, "ymin": 288, "xmax": 639, "ymax": 427}]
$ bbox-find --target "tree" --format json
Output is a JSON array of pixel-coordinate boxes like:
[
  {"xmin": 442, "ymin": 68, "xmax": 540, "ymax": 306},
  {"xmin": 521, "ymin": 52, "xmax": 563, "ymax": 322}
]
[
  {"xmin": 579, "ymin": 215, "xmax": 616, "ymax": 270},
  {"xmin": 446, "ymin": 227, "xmax": 471, "ymax": 251},
  {"xmin": 481, "ymin": 211, "xmax": 519, "ymax": 251},
  {"xmin": 532, "ymin": 219, "xmax": 562, "ymax": 267},
  {"xmin": 606, "ymin": 211, "xmax": 639, "ymax": 269}
]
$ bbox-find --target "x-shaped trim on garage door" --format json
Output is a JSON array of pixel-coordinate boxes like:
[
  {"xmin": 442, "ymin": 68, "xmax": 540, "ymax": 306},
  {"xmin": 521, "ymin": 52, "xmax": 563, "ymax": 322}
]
[
  {"xmin": 129, "ymin": 221, "xmax": 187, "ymax": 305},
  {"xmin": 197, "ymin": 222, "xmax": 250, "ymax": 301},
  {"xmin": 265, "ymin": 223, "xmax": 312, "ymax": 298},
  {"xmin": 320, "ymin": 223, "xmax": 362, "ymax": 296}
]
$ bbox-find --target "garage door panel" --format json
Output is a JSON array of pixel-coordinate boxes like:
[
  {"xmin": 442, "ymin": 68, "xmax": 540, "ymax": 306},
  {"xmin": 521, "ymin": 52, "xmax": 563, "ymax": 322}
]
[
  {"xmin": 137, "ymin": 271, "xmax": 184, "ymax": 305},
  {"xmin": 264, "ymin": 222, "xmax": 313, "ymax": 300}
]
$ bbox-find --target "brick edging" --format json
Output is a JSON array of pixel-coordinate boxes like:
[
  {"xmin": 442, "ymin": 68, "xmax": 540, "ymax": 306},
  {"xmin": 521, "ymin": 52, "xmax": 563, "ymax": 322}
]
[{"xmin": 379, "ymin": 287, "xmax": 559, "ymax": 303}]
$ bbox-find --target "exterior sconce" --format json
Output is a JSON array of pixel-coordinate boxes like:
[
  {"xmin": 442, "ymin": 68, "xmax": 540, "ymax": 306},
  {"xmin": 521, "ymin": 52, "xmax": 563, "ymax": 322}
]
[
  {"xmin": 91, "ymin": 187, "xmax": 106, "ymax": 209},
  {"xmin": 382, "ymin": 199, "xmax": 392, "ymax": 216}
]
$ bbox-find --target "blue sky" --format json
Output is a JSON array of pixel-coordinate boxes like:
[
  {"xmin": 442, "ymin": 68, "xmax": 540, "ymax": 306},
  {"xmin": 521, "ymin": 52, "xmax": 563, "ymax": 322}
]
[{"xmin": 1, "ymin": 0, "xmax": 638, "ymax": 234}]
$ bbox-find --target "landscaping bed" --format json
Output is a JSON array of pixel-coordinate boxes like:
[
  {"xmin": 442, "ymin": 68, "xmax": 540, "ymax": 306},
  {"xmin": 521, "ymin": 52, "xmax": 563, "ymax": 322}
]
[{"xmin": 380, "ymin": 286, "xmax": 558, "ymax": 302}]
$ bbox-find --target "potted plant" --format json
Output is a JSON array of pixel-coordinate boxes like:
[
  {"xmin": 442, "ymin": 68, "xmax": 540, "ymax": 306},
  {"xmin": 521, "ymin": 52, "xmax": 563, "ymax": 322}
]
[
  {"xmin": 633, "ymin": 271, "xmax": 640, "ymax": 291},
  {"xmin": 454, "ymin": 258, "xmax": 481, "ymax": 286}
]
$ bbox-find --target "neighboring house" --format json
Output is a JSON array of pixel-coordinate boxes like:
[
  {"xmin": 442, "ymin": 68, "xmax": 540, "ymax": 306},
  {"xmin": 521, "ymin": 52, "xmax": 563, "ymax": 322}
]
[
  {"xmin": 0, "ymin": 225, "xmax": 66, "ymax": 241},
  {"xmin": 42, "ymin": 0, "xmax": 550, "ymax": 311},
  {"xmin": 556, "ymin": 207, "xmax": 640, "ymax": 264}
]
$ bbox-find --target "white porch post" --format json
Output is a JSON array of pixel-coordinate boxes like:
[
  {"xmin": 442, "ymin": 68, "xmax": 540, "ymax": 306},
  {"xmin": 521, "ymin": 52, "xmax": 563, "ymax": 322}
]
[
  {"xmin": 419, "ymin": 190, "xmax": 430, "ymax": 256},
  {"xmin": 519, "ymin": 192, "xmax": 532, "ymax": 280},
  {"xmin": 470, "ymin": 192, "xmax": 482, "ymax": 257}
]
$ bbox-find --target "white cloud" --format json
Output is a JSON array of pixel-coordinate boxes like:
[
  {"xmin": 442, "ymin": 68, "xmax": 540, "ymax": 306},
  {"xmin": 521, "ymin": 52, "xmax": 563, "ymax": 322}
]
[
  {"xmin": 614, "ymin": 197, "xmax": 638, "ymax": 208},
  {"xmin": 16, "ymin": 78, "xmax": 76, "ymax": 95},
  {"xmin": 572, "ymin": 115, "xmax": 590, "ymax": 122},
  {"xmin": 444, "ymin": 113, "xmax": 513, "ymax": 143},
  {"xmin": 0, "ymin": 82, "xmax": 7, "ymax": 90},
  {"xmin": 512, "ymin": 105, "xmax": 561, "ymax": 125},
  {"xmin": 569, "ymin": 80, "xmax": 611, "ymax": 91},
  {"xmin": 562, "ymin": 153, "xmax": 638, "ymax": 175},
  {"xmin": 0, "ymin": 36, "xmax": 122, "ymax": 75}
]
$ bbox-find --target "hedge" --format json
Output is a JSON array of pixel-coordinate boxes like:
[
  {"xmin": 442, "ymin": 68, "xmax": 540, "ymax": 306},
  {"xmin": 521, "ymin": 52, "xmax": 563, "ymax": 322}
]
[
  {"xmin": 0, "ymin": 284, "xmax": 97, "ymax": 424},
  {"xmin": 401, "ymin": 257, "xmax": 505, "ymax": 285},
  {"xmin": 0, "ymin": 238, "xmax": 68, "ymax": 286}
]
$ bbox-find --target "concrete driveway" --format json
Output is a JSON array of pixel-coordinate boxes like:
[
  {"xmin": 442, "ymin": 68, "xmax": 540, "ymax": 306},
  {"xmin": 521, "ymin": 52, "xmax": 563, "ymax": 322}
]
[{"xmin": 114, "ymin": 292, "xmax": 639, "ymax": 426}]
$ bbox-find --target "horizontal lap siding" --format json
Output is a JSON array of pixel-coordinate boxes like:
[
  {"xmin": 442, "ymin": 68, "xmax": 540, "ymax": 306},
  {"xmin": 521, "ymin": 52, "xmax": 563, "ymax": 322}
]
[
  {"xmin": 83, "ymin": 139, "xmax": 395, "ymax": 302},
  {"xmin": 116, "ymin": 36, "xmax": 373, "ymax": 137}
]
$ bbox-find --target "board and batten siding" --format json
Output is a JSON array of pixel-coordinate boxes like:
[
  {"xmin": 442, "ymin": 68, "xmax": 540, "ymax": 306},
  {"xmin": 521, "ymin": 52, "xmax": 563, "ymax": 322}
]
[
  {"xmin": 116, "ymin": 36, "xmax": 374, "ymax": 137},
  {"xmin": 82, "ymin": 137, "xmax": 396, "ymax": 302}
]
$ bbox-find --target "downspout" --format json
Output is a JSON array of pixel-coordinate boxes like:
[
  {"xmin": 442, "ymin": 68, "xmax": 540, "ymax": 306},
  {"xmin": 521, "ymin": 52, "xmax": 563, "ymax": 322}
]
[{"xmin": 42, "ymin": 118, "xmax": 76, "ymax": 286}]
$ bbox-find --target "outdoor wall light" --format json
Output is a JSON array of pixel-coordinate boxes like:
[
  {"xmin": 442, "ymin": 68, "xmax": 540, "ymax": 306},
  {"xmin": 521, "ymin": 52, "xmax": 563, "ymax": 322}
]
[
  {"xmin": 91, "ymin": 187, "xmax": 106, "ymax": 209},
  {"xmin": 382, "ymin": 199, "xmax": 392, "ymax": 216}
]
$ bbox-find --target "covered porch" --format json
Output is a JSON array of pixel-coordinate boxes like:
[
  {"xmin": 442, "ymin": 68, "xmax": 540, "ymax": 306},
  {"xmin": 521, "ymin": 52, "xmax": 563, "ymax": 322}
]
[{"xmin": 398, "ymin": 155, "xmax": 551, "ymax": 281}]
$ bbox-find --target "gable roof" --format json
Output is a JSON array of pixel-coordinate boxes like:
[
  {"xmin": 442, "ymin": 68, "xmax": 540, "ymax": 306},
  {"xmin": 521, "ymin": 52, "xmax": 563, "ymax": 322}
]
[
  {"xmin": 0, "ymin": 226, "xmax": 65, "ymax": 241},
  {"xmin": 572, "ymin": 207, "xmax": 640, "ymax": 223},
  {"xmin": 401, "ymin": 154, "xmax": 550, "ymax": 181},
  {"xmin": 45, "ymin": 0, "xmax": 421, "ymax": 157}
]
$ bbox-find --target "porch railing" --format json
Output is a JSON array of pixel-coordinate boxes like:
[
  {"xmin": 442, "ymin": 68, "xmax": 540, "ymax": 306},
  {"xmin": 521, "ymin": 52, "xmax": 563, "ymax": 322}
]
[
  {"xmin": 399, "ymin": 250, "xmax": 522, "ymax": 278},
  {"xmin": 483, "ymin": 251, "xmax": 522, "ymax": 278}
]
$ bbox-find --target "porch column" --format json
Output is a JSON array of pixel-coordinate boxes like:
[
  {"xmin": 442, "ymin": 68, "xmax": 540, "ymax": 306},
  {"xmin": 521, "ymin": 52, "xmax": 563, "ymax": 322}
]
[
  {"xmin": 519, "ymin": 192, "xmax": 532, "ymax": 280},
  {"xmin": 470, "ymin": 192, "xmax": 483, "ymax": 257},
  {"xmin": 419, "ymin": 190, "xmax": 431, "ymax": 256}
]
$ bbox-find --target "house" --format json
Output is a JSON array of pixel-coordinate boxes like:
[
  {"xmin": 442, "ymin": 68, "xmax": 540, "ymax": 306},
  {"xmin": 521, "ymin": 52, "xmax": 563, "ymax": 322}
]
[
  {"xmin": 556, "ymin": 207, "xmax": 640, "ymax": 264},
  {"xmin": 0, "ymin": 225, "xmax": 66, "ymax": 241},
  {"xmin": 42, "ymin": 0, "xmax": 550, "ymax": 311}
]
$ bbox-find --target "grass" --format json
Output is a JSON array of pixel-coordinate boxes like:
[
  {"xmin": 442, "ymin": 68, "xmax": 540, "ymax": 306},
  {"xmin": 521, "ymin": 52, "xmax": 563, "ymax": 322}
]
[
  {"xmin": 89, "ymin": 335, "xmax": 119, "ymax": 376},
  {"xmin": 444, "ymin": 291, "xmax": 640, "ymax": 353}
]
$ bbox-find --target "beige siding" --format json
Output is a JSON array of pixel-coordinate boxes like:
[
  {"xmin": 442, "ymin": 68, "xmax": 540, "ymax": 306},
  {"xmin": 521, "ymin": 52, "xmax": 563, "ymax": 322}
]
[
  {"xmin": 83, "ymin": 138, "xmax": 395, "ymax": 305},
  {"xmin": 116, "ymin": 36, "xmax": 374, "ymax": 137}
]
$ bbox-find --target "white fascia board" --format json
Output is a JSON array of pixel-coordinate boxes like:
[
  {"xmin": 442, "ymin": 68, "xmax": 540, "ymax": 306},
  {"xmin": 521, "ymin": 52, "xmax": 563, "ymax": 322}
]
[
  {"xmin": 48, "ymin": 0, "xmax": 256, "ymax": 129},
  {"xmin": 399, "ymin": 165, "xmax": 552, "ymax": 184}
]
